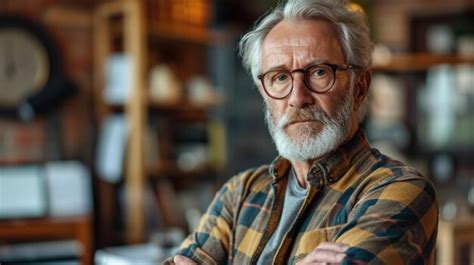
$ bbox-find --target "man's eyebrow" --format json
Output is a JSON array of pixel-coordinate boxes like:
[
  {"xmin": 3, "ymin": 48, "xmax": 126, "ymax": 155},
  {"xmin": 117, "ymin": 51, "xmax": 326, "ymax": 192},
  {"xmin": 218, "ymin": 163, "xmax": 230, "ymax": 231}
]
[
  {"xmin": 261, "ymin": 64, "xmax": 289, "ymax": 73},
  {"xmin": 261, "ymin": 60, "xmax": 331, "ymax": 73},
  {"xmin": 304, "ymin": 59, "xmax": 331, "ymax": 67}
]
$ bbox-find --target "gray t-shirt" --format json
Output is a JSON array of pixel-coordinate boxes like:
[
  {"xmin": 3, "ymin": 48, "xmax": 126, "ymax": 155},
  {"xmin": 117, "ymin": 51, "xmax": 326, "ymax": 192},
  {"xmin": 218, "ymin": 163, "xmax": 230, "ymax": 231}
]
[{"xmin": 257, "ymin": 169, "xmax": 309, "ymax": 264}]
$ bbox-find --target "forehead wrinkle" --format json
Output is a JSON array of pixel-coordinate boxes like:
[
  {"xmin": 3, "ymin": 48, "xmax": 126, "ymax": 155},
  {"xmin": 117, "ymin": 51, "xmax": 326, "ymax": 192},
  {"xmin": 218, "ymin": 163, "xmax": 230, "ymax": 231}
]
[
  {"xmin": 265, "ymin": 31, "xmax": 335, "ymax": 49},
  {"xmin": 262, "ymin": 43, "xmax": 335, "ymax": 70},
  {"xmin": 261, "ymin": 20, "xmax": 344, "ymax": 71}
]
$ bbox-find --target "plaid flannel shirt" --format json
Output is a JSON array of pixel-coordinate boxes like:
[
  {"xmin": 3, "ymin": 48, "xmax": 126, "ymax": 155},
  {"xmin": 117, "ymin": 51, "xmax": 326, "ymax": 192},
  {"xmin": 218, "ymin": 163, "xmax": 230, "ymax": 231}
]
[{"xmin": 164, "ymin": 130, "xmax": 438, "ymax": 264}]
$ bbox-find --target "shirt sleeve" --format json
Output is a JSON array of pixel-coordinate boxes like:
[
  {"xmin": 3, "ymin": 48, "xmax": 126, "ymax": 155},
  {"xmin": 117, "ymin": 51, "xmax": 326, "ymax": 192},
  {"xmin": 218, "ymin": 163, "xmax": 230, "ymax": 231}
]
[
  {"xmin": 162, "ymin": 174, "xmax": 243, "ymax": 265},
  {"xmin": 334, "ymin": 171, "xmax": 439, "ymax": 265}
]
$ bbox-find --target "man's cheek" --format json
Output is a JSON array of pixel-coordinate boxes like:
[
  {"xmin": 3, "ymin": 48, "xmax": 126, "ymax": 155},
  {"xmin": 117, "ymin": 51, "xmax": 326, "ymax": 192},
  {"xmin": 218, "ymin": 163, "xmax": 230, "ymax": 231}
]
[{"xmin": 265, "ymin": 104, "xmax": 280, "ymax": 125}]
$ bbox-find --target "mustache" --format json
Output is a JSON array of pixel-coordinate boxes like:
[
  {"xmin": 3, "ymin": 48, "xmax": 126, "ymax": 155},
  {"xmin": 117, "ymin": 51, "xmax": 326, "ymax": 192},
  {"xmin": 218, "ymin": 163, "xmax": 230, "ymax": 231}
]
[{"xmin": 277, "ymin": 107, "xmax": 331, "ymax": 129}]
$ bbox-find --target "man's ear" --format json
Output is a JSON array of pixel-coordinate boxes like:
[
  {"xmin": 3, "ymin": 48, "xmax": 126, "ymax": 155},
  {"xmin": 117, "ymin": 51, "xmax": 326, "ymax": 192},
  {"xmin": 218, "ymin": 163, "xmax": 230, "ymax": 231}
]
[{"xmin": 353, "ymin": 70, "xmax": 371, "ymax": 111}]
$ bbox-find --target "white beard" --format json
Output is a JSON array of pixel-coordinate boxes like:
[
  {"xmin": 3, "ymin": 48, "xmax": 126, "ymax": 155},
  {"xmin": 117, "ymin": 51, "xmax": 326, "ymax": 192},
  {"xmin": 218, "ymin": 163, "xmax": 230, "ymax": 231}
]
[{"xmin": 265, "ymin": 93, "xmax": 354, "ymax": 161}]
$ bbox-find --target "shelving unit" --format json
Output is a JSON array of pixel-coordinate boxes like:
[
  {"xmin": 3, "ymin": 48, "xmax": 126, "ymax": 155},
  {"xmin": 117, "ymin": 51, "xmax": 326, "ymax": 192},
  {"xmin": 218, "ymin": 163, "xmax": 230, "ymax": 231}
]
[
  {"xmin": 150, "ymin": 23, "xmax": 232, "ymax": 45},
  {"xmin": 371, "ymin": 52, "xmax": 474, "ymax": 157},
  {"xmin": 147, "ymin": 108, "xmax": 221, "ymax": 174},
  {"xmin": 94, "ymin": 0, "xmax": 147, "ymax": 244},
  {"xmin": 94, "ymin": 0, "xmax": 226, "ymax": 244},
  {"xmin": 0, "ymin": 216, "xmax": 93, "ymax": 265},
  {"xmin": 372, "ymin": 52, "xmax": 474, "ymax": 72},
  {"xmin": 370, "ymin": 7, "xmax": 474, "ymax": 161}
]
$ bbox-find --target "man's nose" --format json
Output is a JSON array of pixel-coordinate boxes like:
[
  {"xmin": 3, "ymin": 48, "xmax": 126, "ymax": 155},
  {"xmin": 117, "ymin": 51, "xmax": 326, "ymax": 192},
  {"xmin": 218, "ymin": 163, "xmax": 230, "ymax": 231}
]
[{"xmin": 288, "ymin": 73, "xmax": 315, "ymax": 108}]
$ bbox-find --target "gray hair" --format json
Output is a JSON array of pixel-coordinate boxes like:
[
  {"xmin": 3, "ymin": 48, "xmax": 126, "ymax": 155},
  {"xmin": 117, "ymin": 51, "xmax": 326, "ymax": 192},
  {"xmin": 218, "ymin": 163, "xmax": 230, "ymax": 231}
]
[{"xmin": 239, "ymin": 0, "xmax": 373, "ymax": 83}]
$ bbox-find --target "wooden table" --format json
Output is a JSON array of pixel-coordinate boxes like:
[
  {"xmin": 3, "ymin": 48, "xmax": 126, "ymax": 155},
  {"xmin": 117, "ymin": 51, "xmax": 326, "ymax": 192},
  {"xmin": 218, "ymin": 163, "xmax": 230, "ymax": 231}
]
[{"xmin": 0, "ymin": 215, "xmax": 93, "ymax": 265}]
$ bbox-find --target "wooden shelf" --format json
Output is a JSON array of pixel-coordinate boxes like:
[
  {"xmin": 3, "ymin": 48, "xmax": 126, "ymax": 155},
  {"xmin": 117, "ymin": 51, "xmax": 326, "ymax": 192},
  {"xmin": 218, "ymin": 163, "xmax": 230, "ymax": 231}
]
[
  {"xmin": 414, "ymin": 146, "xmax": 474, "ymax": 158},
  {"xmin": 101, "ymin": 98, "xmax": 221, "ymax": 112},
  {"xmin": 149, "ymin": 100, "xmax": 221, "ymax": 121},
  {"xmin": 372, "ymin": 53, "xmax": 474, "ymax": 72},
  {"xmin": 150, "ymin": 23, "xmax": 231, "ymax": 45},
  {"xmin": 149, "ymin": 160, "xmax": 216, "ymax": 180},
  {"xmin": 149, "ymin": 99, "xmax": 221, "ymax": 111},
  {"xmin": 110, "ymin": 21, "xmax": 234, "ymax": 46},
  {"xmin": 0, "ymin": 215, "xmax": 93, "ymax": 265}
]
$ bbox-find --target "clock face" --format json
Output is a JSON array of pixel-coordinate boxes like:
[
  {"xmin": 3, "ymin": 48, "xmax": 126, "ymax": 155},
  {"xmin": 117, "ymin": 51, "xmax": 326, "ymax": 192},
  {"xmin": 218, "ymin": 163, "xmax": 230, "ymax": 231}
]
[{"xmin": 0, "ymin": 28, "xmax": 49, "ymax": 107}]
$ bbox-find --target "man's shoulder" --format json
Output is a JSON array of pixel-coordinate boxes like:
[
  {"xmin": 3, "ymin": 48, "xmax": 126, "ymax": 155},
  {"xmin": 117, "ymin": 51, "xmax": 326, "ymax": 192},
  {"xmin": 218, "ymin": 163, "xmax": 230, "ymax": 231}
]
[
  {"xmin": 367, "ymin": 148, "xmax": 424, "ymax": 177},
  {"xmin": 360, "ymin": 148, "xmax": 435, "ymax": 193}
]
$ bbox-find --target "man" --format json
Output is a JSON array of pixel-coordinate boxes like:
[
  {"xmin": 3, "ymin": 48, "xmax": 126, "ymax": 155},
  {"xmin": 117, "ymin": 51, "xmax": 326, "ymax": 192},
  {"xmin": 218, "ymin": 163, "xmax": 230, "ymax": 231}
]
[{"xmin": 165, "ymin": 0, "xmax": 438, "ymax": 264}]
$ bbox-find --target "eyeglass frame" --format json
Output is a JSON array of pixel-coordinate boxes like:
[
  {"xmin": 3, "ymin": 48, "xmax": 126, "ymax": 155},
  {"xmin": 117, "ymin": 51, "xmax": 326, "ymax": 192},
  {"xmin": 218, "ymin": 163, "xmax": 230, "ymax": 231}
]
[{"xmin": 257, "ymin": 63, "xmax": 362, "ymax": 99}]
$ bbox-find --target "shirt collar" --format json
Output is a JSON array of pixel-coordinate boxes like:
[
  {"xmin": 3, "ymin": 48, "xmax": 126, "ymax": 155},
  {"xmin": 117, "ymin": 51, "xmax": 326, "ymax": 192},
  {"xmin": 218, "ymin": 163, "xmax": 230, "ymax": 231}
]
[{"xmin": 268, "ymin": 129, "xmax": 370, "ymax": 188}]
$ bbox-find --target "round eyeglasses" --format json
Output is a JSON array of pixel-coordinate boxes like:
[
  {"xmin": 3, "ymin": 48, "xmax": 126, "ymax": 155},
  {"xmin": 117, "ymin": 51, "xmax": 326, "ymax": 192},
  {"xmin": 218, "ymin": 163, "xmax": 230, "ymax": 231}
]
[{"xmin": 257, "ymin": 63, "xmax": 361, "ymax": 99}]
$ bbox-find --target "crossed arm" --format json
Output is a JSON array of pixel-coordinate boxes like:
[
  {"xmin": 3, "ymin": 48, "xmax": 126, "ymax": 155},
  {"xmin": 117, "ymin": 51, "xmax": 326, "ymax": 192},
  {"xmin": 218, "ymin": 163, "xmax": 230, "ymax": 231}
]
[
  {"xmin": 165, "ymin": 173, "xmax": 438, "ymax": 265},
  {"xmin": 170, "ymin": 242, "xmax": 349, "ymax": 264}
]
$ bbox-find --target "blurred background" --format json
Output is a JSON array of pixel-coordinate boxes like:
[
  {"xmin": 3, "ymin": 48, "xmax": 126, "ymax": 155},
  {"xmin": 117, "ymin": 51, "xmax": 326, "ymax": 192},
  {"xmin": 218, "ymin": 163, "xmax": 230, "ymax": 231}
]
[{"xmin": 0, "ymin": 0, "xmax": 472, "ymax": 264}]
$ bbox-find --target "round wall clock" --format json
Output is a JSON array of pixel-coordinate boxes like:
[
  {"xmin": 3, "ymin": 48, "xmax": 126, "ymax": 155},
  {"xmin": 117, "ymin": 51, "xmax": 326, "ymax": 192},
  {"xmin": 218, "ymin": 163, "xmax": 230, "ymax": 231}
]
[
  {"xmin": 0, "ymin": 24, "xmax": 50, "ymax": 106},
  {"xmin": 0, "ymin": 14, "xmax": 70, "ymax": 120}
]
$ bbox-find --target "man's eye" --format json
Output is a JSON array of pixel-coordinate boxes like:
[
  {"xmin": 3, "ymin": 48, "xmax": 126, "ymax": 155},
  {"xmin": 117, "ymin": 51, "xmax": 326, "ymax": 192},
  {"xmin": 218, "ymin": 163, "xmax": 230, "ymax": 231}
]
[
  {"xmin": 273, "ymin": 73, "xmax": 290, "ymax": 82},
  {"xmin": 312, "ymin": 68, "xmax": 327, "ymax": 77}
]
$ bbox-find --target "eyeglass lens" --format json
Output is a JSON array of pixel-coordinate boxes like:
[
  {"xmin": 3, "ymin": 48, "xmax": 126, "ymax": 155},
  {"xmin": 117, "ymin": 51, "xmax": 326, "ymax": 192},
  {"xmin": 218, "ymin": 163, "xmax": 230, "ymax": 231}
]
[{"xmin": 262, "ymin": 64, "xmax": 335, "ymax": 98}]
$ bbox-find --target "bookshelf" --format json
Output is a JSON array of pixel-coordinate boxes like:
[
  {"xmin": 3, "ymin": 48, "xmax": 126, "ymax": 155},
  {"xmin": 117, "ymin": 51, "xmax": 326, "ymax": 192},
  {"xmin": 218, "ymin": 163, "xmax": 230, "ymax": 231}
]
[
  {"xmin": 94, "ymin": 0, "xmax": 226, "ymax": 244},
  {"xmin": 370, "ymin": 52, "xmax": 474, "ymax": 159},
  {"xmin": 370, "ymin": 7, "xmax": 474, "ymax": 161}
]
